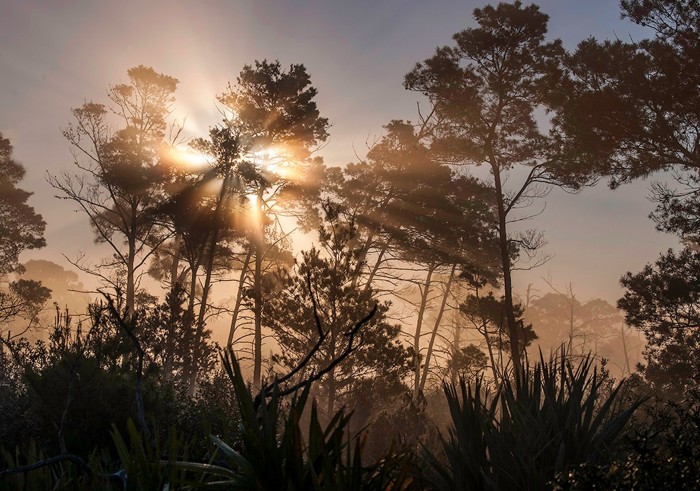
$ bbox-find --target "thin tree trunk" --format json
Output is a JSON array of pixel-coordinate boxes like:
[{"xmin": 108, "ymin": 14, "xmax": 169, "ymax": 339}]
[
  {"xmin": 163, "ymin": 239, "xmax": 181, "ymax": 380},
  {"xmin": 350, "ymin": 230, "xmax": 375, "ymax": 289},
  {"xmin": 420, "ymin": 264, "xmax": 457, "ymax": 393},
  {"xmin": 413, "ymin": 264, "xmax": 436, "ymax": 400},
  {"xmin": 620, "ymin": 324, "xmax": 632, "ymax": 376},
  {"xmin": 187, "ymin": 264, "xmax": 198, "ymax": 319},
  {"xmin": 485, "ymin": 331, "xmax": 501, "ymax": 385},
  {"xmin": 568, "ymin": 297, "xmax": 575, "ymax": 355},
  {"xmin": 491, "ymin": 162, "xmax": 521, "ymax": 370},
  {"xmin": 126, "ymin": 234, "xmax": 136, "ymax": 321},
  {"xmin": 361, "ymin": 241, "xmax": 389, "ymax": 296},
  {"xmin": 187, "ymin": 170, "xmax": 230, "ymax": 396},
  {"xmin": 227, "ymin": 248, "xmax": 252, "ymax": 347},
  {"xmin": 253, "ymin": 186, "xmax": 264, "ymax": 388},
  {"xmin": 451, "ymin": 309, "xmax": 461, "ymax": 386},
  {"xmin": 326, "ymin": 328, "xmax": 338, "ymax": 415}
]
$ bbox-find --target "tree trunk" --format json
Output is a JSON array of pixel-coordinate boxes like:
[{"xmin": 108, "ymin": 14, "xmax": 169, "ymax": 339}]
[
  {"xmin": 163, "ymin": 239, "xmax": 181, "ymax": 380},
  {"xmin": 413, "ymin": 264, "xmax": 435, "ymax": 400},
  {"xmin": 350, "ymin": 230, "xmax": 375, "ymax": 289},
  {"xmin": 126, "ymin": 233, "xmax": 136, "ymax": 321},
  {"xmin": 325, "ymin": 327, "xmax": 338, "ymax": 415},
  {"xmin": 253, "ymin": 186, "xmax": 265, "ymax": 389},
  {"xmin": 187, "ymin": 169, "xmax": 230, "ymax": 396},
  {"xmin": 491, "ymin": 162, "xmax": 521, "ymax": 370},
  {"xmin": 420, "ymin": 264, "xmax": 457, "ymax": 393},
  {"xmin": 227, "ymin": 248, "xmax": 252, "ymax": 348},
  {"xmin": 361, "ymin": 241, "xmax": 389, "ymax": 296},
  {"xmin": 451, "ymin": 314, "xmax": 461, "ymax": 386}
]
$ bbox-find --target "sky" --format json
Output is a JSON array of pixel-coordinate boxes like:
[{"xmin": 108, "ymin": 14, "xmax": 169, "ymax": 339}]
[{"xmin": 0, "ymin": 0, "xmax": 680, "ymax": 304}]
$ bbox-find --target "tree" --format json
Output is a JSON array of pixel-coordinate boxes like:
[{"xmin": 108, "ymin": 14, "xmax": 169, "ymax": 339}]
[
  {"xmin": 556, "ymin": 0, "xmax": 700, "ymax": 395},
  {"xmin": 405, "ymin": 2, "xmax": 589, "ymax": 368},
  {"xmin": 0, "ymin": 133, "xmax": 46, "ymax": 276},
  {"xmin": 0, "ymin": 280, "xmax": 51, "ymax": 334},
  {"xmin": 524, "ymin": 287, "xmax": 622, "ymax": 356},
  {"xmin": 335, "ymin": 121, "xmax": 497, "ymax": 398},
  {"xmin": 153, "ymin": 151, "xmax": 245, "ymax": 390},
  {"xmin": 523, "ymin": 287, "xmax": 642, "ymax": 377},
  {"xmin": 0, "ymin": 134, "xmax": 49, "ymax": 336},
  {"xmin": 460, "ymin": 288, "xmax": 536, "ymax": 384},
  {"xmin": 20, "ymin": 260, "xmax": 88, "ymax": 315},
  {"xmin": 203, "ymin": 60, "xmax": 329, "ymax": 387},
  {"xmin": 619, "ymin": 248, "xmax": 700, "ymax": 397},
  {"xmin": 446, "ymin": 343, "xmax": 488, "ymax": 385},
  {"xmin": 263, "ymin": 203, "xmax": 411, "ymax": 415},
  {"xmin": 554, "ymin": 0, "xmax": 698, "ymax": 186},
  {"xmin": 554, "ymin": 0, "xmax": 699, "ymax": 246},
  {"xmin": 49, "ymin": 66, "xmax": 179, "ymax": 319}
]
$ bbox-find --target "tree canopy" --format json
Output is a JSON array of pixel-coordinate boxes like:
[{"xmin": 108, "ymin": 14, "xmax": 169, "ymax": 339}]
[{"xmin": 0, "ymin": 133, "xmax": 46, "ymax": 276}]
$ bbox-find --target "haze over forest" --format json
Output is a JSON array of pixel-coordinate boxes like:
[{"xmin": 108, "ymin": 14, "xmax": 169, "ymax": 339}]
[{"xmin": 1, "ymin": 1, "xmax": 698, "ymax": 489}]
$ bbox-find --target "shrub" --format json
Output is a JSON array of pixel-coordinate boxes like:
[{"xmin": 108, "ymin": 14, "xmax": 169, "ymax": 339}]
[{"xmin": 426, "ymin": 352, "xmax": 643, "ymax": 490}]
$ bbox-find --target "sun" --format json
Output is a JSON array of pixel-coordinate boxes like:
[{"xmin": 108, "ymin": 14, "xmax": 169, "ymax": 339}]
[
  {"xmin": 165, "ymin": 146, "xmax": 212, "ymax": 170},
  {"xmin": 252, "ymin": 146, "xmax": 300, "ymax": 182}
]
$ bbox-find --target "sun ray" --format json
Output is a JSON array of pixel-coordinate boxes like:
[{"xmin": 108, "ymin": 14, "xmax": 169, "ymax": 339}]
[{"xmin": 165, "ymin": 146, "xmax": 212, "ymax": 170}]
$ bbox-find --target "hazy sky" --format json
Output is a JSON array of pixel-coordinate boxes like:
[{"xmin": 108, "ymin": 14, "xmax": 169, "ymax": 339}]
[{"xmin": 0, "ymin": 0, "xmax": 679, "ymax": 304}]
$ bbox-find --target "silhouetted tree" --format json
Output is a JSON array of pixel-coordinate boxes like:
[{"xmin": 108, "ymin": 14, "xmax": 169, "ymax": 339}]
[
  {"xmin": 555, "ymin": 0, "xmax": 700, "ymax": 396},
  {"xmin": 19, "ymin": 260, "xmax": 87, "ymax": 314},
  {"xmin": 525, "ymin": 288, "xmax": 621, "ymax": 355},
  {"xmin": 0, "ymin": 280, "xmax": 51, "ymax": 335},
  {"xmin": 264, "ymin": 203, "xmax": 411, "ymax": 415},
  {"xmin": 154, "ymin": 153, "xmax": 245, "ymax": 389},
  {"xmin": 460, "ymin": 289, "xmax": 535, "ymax": 384},
  {"xmin": 49, "ymin": 66, "xmax": 179, "ymax": 319},
  {"xmin": 0, "ymin": 133, "xmax": 46, "ymax": 276},
  {"xmin": 554, "ymin": 0, "xmax": 698, "ymax": 186},
  {"xmin": 554, "ymin": 0, "xmax": 700, "ymax": 266},
  {"xmin": 326, "ymin": 121, "xmax": 498, "ymax": 398},
  {"xmin": 202, "ymin": 60, "xmax": 329, "ymax": 387},
  {"xmin": 0, "ymin": 134, "xmax": 49, "ymax": 335},
  {"xmin": 446, "ymin": 343, "xmax": 488, "ymax": 385},
  {"xmin": 619, "ymin": 248, "xmax": 700, "ymax": 398},
  {"xmin": 405, "ymin": 2, "xmax": 591, "ymax": 368}
]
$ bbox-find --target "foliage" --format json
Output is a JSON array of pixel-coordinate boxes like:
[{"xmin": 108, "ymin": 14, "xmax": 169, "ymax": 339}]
[
  {"xmin": 0, "ymin": 133, "xmax": 49, "ymax": 334},
  {"xmin": 5, "ymin": 2, "xmax": 700, "ymax": 489},
  {"xmin": 219, "ymin": 59, "xmax": 329, "ymax": 161},
  {"xmin": 110, "ymin": 419, "xmax": 205, "ymax": 491},
  {"xmin": 525, "ymin": 293, "xmax": 622, "ymax": 352},
  {"xmin": 0, "ymin": 133, "xmax": 46, "ymax": 277},
  {"xmin": 139, "ymin": 283, "xmax": 217, "ymax": 387},
  {"xmin": 0, "ymin": 279, "xmax": 51, "ymax": 327},
  {"xmin": 0, "ymin": 442, "xmax": 102, "ymax": 490},
  {"xmin": 554, "ymin": 0, "xmax": 698, "ymax": 186},
  {"xmin": 555, "ymin": 385, "xmax": 700, "ymax": 490},
  {"xmin": 619, "ymin": 248, "xmax": 700, "ymax": 398},
  {"xmin": 405, "ymin": 0, "xmax": 592, "ymax": 367},
  {"xmin": 329, "ymin": 121, "xmax": 499, "ymax": 398},
  {"xmin": 49, "ymin": 66, "xmax": 179, "ymax": 317},
  {"xmin": 460, "ymin": 291, "xmax": 536, "ymax": 381},
  {"xmin": 263, "ymin": 205, "xmax": 412, "ymax": 415},
  {"xmin": 200, "ymin": 349, "xmax": 418, "ymax": 490},
  {"xmin": 186, "ymin": 59, "xmax": 331, "ymax": 388},
  {"xmin": 446, "ymin": 344, "xmax": 489, "ymax": 381},
  {"xmin": 425, "ymin": 352, "xmax": 643, "ymax": 491}
]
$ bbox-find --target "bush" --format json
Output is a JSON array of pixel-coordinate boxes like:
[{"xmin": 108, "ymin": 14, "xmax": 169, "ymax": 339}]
[
  {"xmin": 426, "ymin": 352, "xmax": 643, "ymax": 490},
  {"xmin": 194, "ymin": 349, "xmax": 420, "ymax": 490}
]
